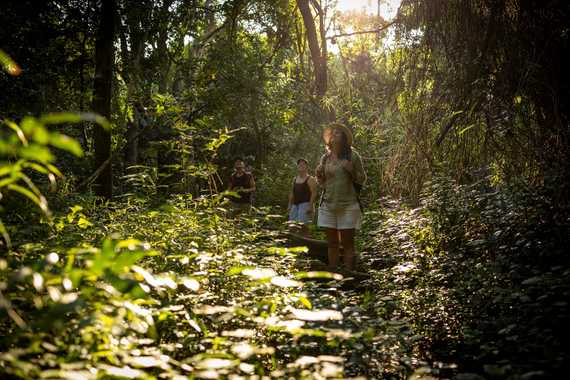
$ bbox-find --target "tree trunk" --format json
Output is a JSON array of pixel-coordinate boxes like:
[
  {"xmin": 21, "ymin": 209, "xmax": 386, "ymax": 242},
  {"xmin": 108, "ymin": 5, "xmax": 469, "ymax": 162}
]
[
  {"xmin": 296, "ymin": 0, "xmax": 327, "ymax": 98},
  {"xmin": 120, "ymin": 1, "xmax": 148, "ymax": 168},
  {"xmin": 157, "ymin": 0, "xmax": 174, "ymax": 93},
  {"xmin": 92, "ymin": 0, "xmax": 115, "ymax": 199}
]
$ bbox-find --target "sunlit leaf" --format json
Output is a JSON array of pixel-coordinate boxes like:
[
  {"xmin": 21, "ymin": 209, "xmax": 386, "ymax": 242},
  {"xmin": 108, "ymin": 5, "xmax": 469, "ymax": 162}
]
[
  {"xmin": 49, "ymin": 132, "xmax": 83, "ymax": 157},
  {"xmin": 182, "ymin": 278, "xmax": 200, "ymax": 291},
  {"xmin": 231, "ymin": 343, "xmax": 254, "ymax": 359},
  {"xmin": 242, "ymin": 267, "xmax": 277, "ymax": 280},
  {"xmin": 41, "ymin": 112, "xmax": 111, "ymax": 131},
  {"xmin": 32, "ymin": 273, "xmax": 44, "ymax": 291},
  {"xmin": 100, "ymin": 365, "xmax": 145, "ymax": 379},
  {"xmin": 18, "ymin": 144, "xmax": 54, "ymax": 163},
  {"xmin": 40, "ymin": 113, "xmax": 82, "ymax": 125},
  {"xmin": 195, "ymin": 358, "xmax": 236, "ymax": 370},
  {"xmin": 127, "ymin": 356, "xmax": 168, "ymax": 369},
  {"xmin": 298, "ymin": 296, "xmax": 312, "ymax": 309},
  {"xmin": 270, "ymin": 276, "xmax": 301, "ymax": 288},
  {"xmin": 294, "ymin": 271, "xmax": 343, "ymax": 280},
  {"xmin": 221, "ymin": 329, "xmax": 256, "ymax": 338},
  {"xmin": 290, "ymin": 308, "xmax": 343, "ymax": 321},
  {"xmin": 0, "ymin": 49, "xmax": 21, "ymax": 76},
  {"xmin": 4, "ymin": 120, "xmax": 28, "ymax": 145},
  {"xmin": 293, "ymin": 356, "xmax": 319, "ymax": 367},
  {"xmin": 193, "ymin": 305, "xmax": 234, "ymax": 315}
]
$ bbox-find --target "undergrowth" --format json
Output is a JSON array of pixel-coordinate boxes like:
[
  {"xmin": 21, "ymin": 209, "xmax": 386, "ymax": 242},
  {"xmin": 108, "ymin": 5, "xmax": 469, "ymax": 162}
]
[{"xmin": 360, "ymin": 177, "xmax": 570, "ymax": 379}]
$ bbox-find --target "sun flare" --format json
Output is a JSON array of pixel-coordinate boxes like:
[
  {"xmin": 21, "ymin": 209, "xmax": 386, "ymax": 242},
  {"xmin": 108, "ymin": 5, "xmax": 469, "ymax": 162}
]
[{"xmin": 335, "ymin": 0, "xmax": 401, "ymax": 20}]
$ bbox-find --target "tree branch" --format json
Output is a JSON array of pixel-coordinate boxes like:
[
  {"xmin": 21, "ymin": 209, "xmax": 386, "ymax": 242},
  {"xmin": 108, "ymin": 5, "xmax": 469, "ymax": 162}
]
[{"xmin": 326, "ymin": 20, "xmax": 398, "ymax": 40}]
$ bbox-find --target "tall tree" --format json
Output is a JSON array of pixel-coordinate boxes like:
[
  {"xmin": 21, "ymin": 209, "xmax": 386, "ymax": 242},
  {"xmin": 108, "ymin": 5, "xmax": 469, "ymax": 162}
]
[
  {"xmin": 92, "ymin": 0, "xmax": 116, "ymax": 198},
  {"xmin": 296, "ymin": 0, "xmax": 327, "ymax": 99}
]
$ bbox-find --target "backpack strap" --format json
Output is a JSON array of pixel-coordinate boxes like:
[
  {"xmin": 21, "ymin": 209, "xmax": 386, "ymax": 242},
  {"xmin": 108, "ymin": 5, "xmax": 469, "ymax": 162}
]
[{"xmin": 319, "ymin": 154, "xmax": 329, "ymax": 207}]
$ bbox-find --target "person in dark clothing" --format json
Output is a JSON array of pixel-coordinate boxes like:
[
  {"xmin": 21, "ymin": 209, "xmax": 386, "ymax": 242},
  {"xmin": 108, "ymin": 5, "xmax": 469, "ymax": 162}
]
[
  {"xmin": 228, "ymin": 158, "xmax": 256, "ymax": 214},
  {"xmin": 287, "ymin": 158, "xmax": 317, "ymax": 236}
]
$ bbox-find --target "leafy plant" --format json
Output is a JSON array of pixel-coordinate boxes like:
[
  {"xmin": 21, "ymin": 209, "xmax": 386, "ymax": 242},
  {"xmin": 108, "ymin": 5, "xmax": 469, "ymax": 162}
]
[{"xmin": 0, "ymin": 114, "xmax": 108, "ymax": 247}]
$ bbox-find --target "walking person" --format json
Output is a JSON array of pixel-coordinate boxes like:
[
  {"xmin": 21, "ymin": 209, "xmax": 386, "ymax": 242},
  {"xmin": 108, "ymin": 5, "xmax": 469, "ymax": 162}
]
[
  {"xmin": 228, "ymin": 158, "xmax": 256, "ymax": 215},
  {"xmin": 316, "ymin": 123, "xmax": 366, "ymax": 272},
  {"xmin": 288, "ymin": 158, "xmax": 318, "ymax": 236}
]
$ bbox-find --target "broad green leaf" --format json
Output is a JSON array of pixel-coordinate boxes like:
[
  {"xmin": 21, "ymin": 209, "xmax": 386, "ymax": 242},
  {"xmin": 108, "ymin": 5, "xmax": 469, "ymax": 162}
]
[
  {"xmin": 19, "ymin": 144, "xmax": 54, "ymax": 163},
  {"xmin": 32, "ymin": 125, "xmax": 49, "ymax": 144},
  {"xmin": 49, "ymin": 132, "xmax": 83, "ymax": 157},
  {"xmin": 20, "ymin": 116, "xmax": 43, "ymax": 136},
  {"xmin": 40, "ymin": 112, "xmax": 82, "ymax": 125},
  {"xmin": 0, "ymin": 173, "xmax": 22, "ymax": 189}
]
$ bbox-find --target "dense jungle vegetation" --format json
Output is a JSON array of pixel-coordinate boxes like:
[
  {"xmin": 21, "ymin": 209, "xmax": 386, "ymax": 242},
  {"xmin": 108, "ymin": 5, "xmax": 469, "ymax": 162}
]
[{"xmin": 1, "ymin": 0, "xmax": 569, "ymax": 379}]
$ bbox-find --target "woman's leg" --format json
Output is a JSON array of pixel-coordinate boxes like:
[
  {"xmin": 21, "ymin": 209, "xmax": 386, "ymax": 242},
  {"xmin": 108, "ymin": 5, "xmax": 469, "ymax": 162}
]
[
  {"xmin": 326, "ymin": 228, "xmax": 341, "ymax": 270},
  {"xmin": 339, "ymin": 229, "xmax": 356, "ymax": 270}
]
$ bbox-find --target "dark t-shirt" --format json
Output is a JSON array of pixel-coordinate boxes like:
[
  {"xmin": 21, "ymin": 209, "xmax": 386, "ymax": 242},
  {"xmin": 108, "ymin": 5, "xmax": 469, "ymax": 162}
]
[{"xmin": 230, "ymin": 173, "xmax": 253, "ymax": 203}]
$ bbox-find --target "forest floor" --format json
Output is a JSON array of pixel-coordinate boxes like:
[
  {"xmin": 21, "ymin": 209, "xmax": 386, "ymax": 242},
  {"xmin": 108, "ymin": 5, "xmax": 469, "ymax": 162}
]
[
  {"xmin": 2, "ymin": 195, "xmax": 561, "ymax": 379},
  {"xmin": 290, "ymin": 198, "xmax": 455, "ymax": 379}
]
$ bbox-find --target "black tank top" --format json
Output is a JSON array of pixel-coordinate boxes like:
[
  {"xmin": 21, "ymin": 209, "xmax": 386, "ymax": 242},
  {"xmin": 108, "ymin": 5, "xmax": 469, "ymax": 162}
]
[
  {"xmin": 231, "ymin": 173, "xmax": 252, "ymax": 203},
  {"xmin": 293, "ymin": 176, "xmax": 311, "ymax": 205}
]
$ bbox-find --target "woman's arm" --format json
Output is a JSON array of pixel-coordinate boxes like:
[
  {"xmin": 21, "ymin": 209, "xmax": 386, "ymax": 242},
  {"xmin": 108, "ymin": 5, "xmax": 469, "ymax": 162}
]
[
  {"xmin": 308, "ymin": 176, "xmax": 318, "ymax": 213},
  {"xmin": 315, "ymin": 153, "xmax": 327, "ymax": 185},
  {"xmin": 287, "ymin": 181, "xmax": 294, "ymax": 210},
  {"xmin": 247, "ymin": 175, "xmax": 256, "ymax": 192}
]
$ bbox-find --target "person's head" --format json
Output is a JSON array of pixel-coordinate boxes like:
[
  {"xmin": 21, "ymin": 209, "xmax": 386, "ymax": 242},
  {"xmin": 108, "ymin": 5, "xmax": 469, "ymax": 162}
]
[
  {"xmin": 323, "ymin": 123, "xmax": 353, "ymax": 157},
  {"xmin": 234, "ymin": 158, "xmax": 246, "ymax": 173},
  {"xmin": 296, "ymin": 158, "xmax": 309, "ymax": 175}
]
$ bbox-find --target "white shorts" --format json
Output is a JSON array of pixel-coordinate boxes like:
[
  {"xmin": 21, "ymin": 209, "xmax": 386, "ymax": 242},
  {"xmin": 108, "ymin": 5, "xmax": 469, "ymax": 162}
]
[
  {"xmin": 317, "ymin": 202, "xmax": 361, "ymax": 230},
  {"xmin": 289, "ymin": 202, "xmax": 312, "ymax": 224}
]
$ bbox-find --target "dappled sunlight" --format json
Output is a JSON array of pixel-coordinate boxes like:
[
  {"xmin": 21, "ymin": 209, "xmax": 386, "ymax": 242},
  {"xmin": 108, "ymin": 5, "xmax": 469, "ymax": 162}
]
[{"xmin": 2, "ymin": 0, "xmax": 568, "ymax": 378}]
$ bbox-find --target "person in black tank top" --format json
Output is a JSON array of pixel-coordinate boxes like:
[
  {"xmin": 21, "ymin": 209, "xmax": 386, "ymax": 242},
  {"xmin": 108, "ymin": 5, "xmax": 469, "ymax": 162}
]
[
  {"xmin": 228, "ymin": 158, "xmax": 256, "ymax": 215},
  {"xmin": 288, "ymin": 158, "xmax": 317, "ymax": 235}
]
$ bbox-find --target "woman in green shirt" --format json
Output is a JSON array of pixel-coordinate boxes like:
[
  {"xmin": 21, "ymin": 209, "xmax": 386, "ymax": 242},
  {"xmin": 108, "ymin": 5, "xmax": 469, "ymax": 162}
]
[{"xmin": 316, "ymin": 123, "xmax": 366, "ymax": 271}]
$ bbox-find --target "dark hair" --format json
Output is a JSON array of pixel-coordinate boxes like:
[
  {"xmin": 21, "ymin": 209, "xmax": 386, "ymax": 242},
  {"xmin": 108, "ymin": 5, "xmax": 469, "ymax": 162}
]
[
  {"xmin": 297, "ymin": 158, "xmax": 309, "ymax": 165},
  {"xmin": 234, "ymin": 157, "xmax": 244, "ymax": 163},
  {"xmin": 336, "ymin": 129, "xmax": 352, "ymax": 161}
]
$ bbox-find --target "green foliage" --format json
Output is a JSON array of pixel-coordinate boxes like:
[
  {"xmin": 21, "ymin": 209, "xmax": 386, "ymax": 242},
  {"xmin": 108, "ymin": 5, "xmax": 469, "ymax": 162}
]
[
  {"xmin": 0, "ymin": 193, "xmax": 421, "ymax": 379},
  {"xmin": 2, "ymin": 1, "xmax": 569, "ymax": 378},
  {"xmin": 0, "ymin": 114, "xmax": 96, "ymax": 247},
  {"xmin": 362, "ymin": 178, "xmax": 570, "ymax": 378}
]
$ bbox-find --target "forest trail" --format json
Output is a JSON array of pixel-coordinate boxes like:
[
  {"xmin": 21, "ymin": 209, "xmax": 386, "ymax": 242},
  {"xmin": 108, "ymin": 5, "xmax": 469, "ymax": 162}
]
[{"xmin": 279, "ymin": 199, "xmax": 445, "ymax": 379}]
